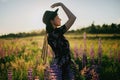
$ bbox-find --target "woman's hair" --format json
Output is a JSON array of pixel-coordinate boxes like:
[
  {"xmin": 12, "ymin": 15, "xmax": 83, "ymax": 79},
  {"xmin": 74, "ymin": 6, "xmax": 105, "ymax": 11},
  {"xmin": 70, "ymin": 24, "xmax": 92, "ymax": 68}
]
[
  {"xmin": 41, "ymin": 16, "xmax": 56, "ymax": 64},
  {"xmin": 45, "ymin": 12, "xmax": 58, "ymax": 33},
  {"xmin": 46, "ymin": 21, "xmax": 54, "ymax": 33},
  {"xmin": 41, "ymin": 9, "xmax": 58, "ymax": 64},
  {"xmin": 41, "ymin": 32, "xmax": 48, "ymax": 64}
]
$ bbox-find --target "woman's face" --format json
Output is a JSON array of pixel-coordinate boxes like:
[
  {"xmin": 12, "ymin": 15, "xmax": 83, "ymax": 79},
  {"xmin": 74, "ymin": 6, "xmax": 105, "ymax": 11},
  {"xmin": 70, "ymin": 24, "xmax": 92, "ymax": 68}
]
[{"xmin": 51, "ymin": 15, "xmax": 61, "ymax": 28}]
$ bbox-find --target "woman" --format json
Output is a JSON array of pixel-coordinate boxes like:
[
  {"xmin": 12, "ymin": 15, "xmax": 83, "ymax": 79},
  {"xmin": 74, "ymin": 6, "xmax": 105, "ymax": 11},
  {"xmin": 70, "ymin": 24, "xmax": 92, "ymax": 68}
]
[{"xmin": 42, "ymin": 2, "xmax": 76, "ymax": 80}]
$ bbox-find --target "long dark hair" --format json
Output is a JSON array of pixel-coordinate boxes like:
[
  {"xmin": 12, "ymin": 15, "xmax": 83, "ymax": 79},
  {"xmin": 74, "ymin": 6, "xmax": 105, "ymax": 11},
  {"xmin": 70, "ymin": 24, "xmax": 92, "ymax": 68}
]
[
  {"xmin": 46, "ymin": 22, "xmax": 54, "ymax": 33},
  {"xmin": 41, "ymin": 9, "xmax": 58, "ymax": 64},
  {"xmin": 41, "ymin": 18, "xmax": 55, "ymax": 64}
]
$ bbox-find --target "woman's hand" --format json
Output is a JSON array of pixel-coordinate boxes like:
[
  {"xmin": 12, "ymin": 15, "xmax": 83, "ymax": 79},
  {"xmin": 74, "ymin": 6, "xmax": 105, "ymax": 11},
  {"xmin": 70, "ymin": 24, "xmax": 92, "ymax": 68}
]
[{"xmin": 51, "ymin": 2, "xmax": 63, "ymax": 8}]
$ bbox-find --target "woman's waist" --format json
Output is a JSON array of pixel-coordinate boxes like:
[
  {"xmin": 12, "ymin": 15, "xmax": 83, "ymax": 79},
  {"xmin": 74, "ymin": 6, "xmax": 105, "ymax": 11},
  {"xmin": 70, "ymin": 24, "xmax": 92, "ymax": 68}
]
[{"xmin": 54, "ymin": 50, "xmax": 70, "ymax": 57}]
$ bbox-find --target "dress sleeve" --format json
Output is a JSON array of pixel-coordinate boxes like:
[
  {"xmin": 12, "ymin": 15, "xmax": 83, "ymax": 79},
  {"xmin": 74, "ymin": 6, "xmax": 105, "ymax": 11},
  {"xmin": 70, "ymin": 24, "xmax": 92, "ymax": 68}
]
[
  {"xmin": 49, "ymin": 25, "xmax": 67, "ymax": 39},
  {"xmin": 53, "ymin": 24, "xmax": 67, "ymax": 36}
]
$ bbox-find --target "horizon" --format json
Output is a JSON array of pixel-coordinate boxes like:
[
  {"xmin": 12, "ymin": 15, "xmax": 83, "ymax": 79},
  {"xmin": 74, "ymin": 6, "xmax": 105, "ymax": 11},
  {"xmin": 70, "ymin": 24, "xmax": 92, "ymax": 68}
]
[{"xmin": 0, "ymin": 0, "xmax": 120, "ymax": 35}]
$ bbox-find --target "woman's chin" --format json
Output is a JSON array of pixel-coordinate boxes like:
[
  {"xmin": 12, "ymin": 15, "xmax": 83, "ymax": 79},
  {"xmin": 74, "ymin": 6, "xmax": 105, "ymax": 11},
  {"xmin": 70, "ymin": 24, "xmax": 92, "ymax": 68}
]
[
  {"xmin": 56, "ymin": 25, "xmax": 61, "ymax": 27},
  {"xmin": 58, "ymin": 24, "xmax": 61, "ymax": 26}
]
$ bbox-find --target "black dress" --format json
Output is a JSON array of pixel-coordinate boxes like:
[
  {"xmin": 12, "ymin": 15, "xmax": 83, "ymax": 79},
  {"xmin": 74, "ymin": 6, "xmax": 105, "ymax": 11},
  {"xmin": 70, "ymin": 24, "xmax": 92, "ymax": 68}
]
[
  {"xmin": 47, "ymin": 25, "xmax": 71, "ymax": 65},
  {"xmin": 47, "ymin": 25, "xmax": 74, "ymax": 80}
]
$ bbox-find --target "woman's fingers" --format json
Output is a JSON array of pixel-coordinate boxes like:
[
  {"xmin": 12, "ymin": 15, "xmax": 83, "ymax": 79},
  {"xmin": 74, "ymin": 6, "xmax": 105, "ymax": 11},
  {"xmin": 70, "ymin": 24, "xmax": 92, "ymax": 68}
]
[
  {"xmin": 51, "ymin": 4, "xmax": 56, "ymax": 8},
  {"xmin": 51, "ymin": 2, "xmax": 62, "ymax": 8},
  {"xmin": 51, "ymin": 3, "xmax": 59, "ymax": 8}
]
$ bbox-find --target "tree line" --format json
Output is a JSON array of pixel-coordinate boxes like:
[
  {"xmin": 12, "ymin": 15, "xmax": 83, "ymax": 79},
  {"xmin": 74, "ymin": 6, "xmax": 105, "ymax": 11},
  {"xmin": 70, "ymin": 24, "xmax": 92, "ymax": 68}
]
[
  {"xmin": 0, "ymin": 30, "xmax": 46, "ymax": 38},
  {"xmin": 68, "ymin": 23, "xmax": 120, "ymax": 34},
  {"xmin": 0, "ymin": 23, "xmax": 120, "ymax": 38}
]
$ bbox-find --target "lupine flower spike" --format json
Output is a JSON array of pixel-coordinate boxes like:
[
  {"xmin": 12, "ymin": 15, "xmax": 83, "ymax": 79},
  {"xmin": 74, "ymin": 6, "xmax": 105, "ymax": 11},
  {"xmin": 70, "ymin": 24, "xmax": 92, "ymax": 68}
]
[
  {"xmin": 98, "ymin": 38, "xmax": 102, "ymax": 65},
  {"xmin": 90, "ymin": 43, "xmax": 95, "ymax": 65}
]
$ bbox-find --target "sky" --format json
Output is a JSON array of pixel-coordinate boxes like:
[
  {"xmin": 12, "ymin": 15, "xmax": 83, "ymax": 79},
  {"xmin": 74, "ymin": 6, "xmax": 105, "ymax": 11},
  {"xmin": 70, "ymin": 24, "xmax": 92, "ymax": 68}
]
[{"xmin": 0, "ymin": 0, "xmax": 120, "ymax": 35}]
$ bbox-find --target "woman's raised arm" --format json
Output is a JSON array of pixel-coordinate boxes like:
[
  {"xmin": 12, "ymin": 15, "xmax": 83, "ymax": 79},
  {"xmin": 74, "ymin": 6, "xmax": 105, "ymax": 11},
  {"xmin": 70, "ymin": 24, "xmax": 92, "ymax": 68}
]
[{"xmin": 51, "ymin": 2, "xmax": 76, "ymax": 31}]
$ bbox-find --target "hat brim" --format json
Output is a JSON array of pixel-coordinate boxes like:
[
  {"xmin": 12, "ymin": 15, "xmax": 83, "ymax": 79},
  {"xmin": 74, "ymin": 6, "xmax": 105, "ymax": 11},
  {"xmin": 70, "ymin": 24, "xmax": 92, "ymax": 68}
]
[{"xmin": 55, "ymin": 8, "xmax": 59, "ymax": 13}]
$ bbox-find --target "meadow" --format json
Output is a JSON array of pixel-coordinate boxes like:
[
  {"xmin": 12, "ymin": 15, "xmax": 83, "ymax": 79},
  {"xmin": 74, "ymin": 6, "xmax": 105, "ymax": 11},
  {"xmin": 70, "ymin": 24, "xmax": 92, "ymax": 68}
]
[{"xmin": 0, "ymin": 33, "xmax": 120, "ymax": 80}]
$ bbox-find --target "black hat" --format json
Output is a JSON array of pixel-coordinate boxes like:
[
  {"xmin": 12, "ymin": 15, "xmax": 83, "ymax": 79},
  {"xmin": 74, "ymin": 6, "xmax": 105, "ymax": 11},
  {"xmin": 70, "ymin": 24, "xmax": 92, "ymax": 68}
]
[{"xmin": 42, "ymin": 8, "xmax": 59, "ymax": 24}]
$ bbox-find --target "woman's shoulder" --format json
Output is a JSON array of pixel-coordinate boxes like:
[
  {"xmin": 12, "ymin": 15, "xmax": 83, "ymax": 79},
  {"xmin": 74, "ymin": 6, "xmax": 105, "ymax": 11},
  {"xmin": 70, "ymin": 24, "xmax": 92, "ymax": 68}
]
[
  {"xmin": 48, "ymin": 24, "xmax": 67, "ymax": 39},
  {"xmin": 55, "ymin": 24, "xmax": 67, "ymax": 34}
]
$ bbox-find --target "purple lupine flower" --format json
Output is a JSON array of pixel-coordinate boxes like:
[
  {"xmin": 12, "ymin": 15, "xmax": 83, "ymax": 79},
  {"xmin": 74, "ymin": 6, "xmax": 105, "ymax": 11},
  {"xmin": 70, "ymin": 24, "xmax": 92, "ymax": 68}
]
[
  {"xmin": 28, "ymin": 68, "xmax": 33, "ymax": 80},
  {"xmin": 8, "ymin": 69, "xmax": 12, "ymax": 80},
  {"xmin": 83, "ymin": 32, "xmax": 87, "ymax": 50},
  {"xmin": 90, "ymin": 44, "xmax": 95, "ymax": 64},
  {"xmin": 44, "ymin": 64, "xmax": 62, "ymax": 80},
  {"xmin": 79, "ymin": 44, "xmax": 83, "ymax": 58},
  {"xmin": 98, "ymin": 38, "xmax": 102, "ymax": 65},
  {"xmin": 82, "ymin": 32, "xmax": 87, "ymax": 68},
  {"xmin": 82, "ymin": 51, "xmax": 87, "ymax": 68},
  {"xmin": 74, "ymin": 43, "xmax": 79, "ymax": 59}
]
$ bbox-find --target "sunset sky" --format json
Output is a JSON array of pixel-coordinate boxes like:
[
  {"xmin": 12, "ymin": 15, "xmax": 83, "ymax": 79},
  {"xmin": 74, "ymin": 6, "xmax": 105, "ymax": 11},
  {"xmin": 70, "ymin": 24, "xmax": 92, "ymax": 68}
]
[{"xmin": 0, "ymin": 0, "xmax": 120, "ymax": 35}]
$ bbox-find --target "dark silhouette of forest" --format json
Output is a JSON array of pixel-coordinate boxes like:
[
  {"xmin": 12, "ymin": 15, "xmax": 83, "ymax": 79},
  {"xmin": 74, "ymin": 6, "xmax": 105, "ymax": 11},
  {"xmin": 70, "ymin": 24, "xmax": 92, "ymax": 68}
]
[
  {"xmin": 0, "ymin": 23, "xmax": 120, "ymax": 38},
  {"xmin": 68, "ymin": 23, "xmax": 120, "ymax": 34}
]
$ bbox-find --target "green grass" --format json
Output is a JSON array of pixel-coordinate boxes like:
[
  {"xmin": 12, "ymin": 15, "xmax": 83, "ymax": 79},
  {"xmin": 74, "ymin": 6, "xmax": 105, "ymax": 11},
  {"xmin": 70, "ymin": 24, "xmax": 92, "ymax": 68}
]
[{"xmin": 0, "ymin": 34, "xmax": 120, "ymax": 80}]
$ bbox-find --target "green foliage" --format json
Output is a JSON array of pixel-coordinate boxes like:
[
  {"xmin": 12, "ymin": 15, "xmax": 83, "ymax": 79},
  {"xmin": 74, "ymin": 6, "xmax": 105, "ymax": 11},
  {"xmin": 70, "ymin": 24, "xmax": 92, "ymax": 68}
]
[{"xmin": 0, "ymin": 35, "xmax": 120, "ymax": 80}]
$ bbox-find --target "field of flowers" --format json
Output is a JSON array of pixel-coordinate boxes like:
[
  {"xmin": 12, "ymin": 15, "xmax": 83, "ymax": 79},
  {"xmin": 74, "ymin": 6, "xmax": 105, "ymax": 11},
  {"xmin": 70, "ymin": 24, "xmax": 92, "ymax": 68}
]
[{"xmin": 0, "ymin": 33, "xmax": 120, "ymax": 80}]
